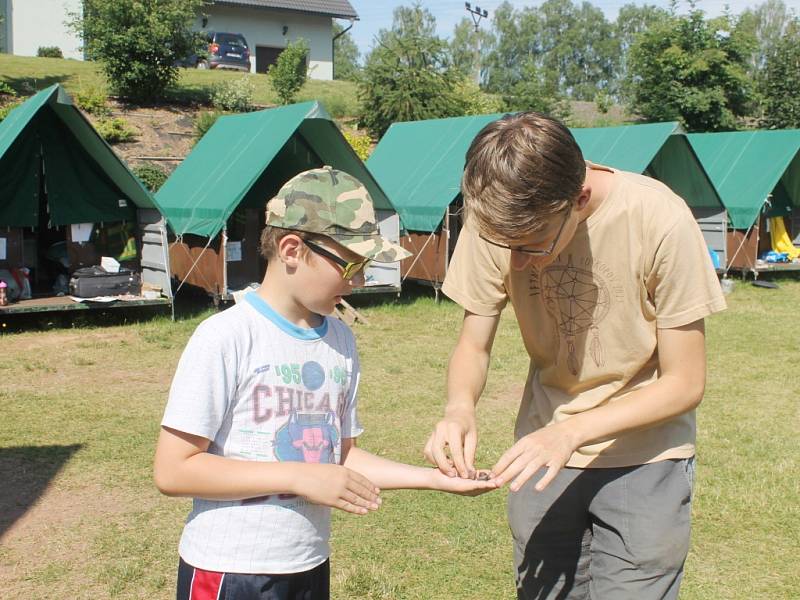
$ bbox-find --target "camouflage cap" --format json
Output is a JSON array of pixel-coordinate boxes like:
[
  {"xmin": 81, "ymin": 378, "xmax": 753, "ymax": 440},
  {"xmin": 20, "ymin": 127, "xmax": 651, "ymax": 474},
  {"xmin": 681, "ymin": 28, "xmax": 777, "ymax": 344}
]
[{"xmin": 266, "ymin": 166, "xmax": 412, "ymax": 263}]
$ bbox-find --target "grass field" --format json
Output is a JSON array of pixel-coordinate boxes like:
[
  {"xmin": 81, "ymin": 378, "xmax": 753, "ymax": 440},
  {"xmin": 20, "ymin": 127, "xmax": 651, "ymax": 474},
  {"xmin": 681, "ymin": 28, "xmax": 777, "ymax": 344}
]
[
  {"xmin": 0, "ymin": 54, "xmax": 360, "ymax": 117},
  {"xmin": 1, "ymin": 279, "xmax": 799, "ymax": 599}
]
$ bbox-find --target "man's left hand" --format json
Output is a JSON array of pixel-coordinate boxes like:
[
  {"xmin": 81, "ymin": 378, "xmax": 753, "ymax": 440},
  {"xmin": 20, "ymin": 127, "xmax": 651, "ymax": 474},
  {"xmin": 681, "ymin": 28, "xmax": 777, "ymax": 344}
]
[{"xmin": 490, "ymin": 423, "xmax": 580, "ymax": 493}]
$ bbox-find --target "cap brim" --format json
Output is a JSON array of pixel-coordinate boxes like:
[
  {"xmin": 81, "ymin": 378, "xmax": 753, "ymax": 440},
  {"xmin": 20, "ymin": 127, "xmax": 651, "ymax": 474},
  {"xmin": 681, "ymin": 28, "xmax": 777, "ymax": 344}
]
[{"xmin": 332, "ymin": 233, "xmax": 412, "ymax": 263}]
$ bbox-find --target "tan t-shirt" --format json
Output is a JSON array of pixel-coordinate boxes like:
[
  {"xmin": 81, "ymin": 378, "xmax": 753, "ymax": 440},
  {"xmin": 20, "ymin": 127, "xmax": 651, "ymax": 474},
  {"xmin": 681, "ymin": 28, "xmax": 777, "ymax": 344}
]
[{"xmin": 442, "ymin": 166, "xmax": 727, "ymax": 468}]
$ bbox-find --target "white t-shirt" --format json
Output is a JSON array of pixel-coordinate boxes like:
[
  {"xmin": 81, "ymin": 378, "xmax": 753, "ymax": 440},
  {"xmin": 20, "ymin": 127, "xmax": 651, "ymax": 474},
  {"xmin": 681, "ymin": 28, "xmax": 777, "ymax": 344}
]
[{"xmin": 162, "ymin": 292, "xmax": 363, "ymax": 574}]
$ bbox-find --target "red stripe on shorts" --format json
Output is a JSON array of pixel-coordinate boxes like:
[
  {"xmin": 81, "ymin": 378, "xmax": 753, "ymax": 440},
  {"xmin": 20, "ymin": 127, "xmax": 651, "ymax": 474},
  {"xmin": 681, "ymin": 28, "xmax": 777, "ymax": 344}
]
[{"xmin": 190, "ymin": 566, "xmax": 224, "ymax": 600}]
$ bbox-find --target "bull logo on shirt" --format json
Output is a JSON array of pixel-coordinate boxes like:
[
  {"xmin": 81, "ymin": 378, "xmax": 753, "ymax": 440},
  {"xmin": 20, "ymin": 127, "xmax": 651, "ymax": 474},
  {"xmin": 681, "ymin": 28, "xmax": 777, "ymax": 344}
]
[{"xmin": 275, "ymin": 411, "xmax": 339, "ymax": 463}]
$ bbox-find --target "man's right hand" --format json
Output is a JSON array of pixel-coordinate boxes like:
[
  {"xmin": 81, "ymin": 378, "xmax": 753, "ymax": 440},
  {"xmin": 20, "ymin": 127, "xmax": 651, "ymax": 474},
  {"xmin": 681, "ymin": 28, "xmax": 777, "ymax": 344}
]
[
  {"xmin": 293, "ymin": 464, "xmax": 382, "ymax": 515},
  {"xmin": 424, "ymin": 408, "xmax": 478, "ymax": 479}
]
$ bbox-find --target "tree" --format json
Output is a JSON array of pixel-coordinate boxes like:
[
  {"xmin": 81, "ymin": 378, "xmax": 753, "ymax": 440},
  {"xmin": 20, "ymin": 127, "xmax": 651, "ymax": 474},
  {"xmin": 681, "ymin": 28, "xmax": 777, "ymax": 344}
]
[
  {"xmin": 614, "ymin": 3, "xmax": 671, "ymax": 99},
  {"xmin": 760, "ymin": 20, "xmax": 800, "ymax": 128},
  {"xmin": 72, "ymin": 0, "xmax": 204, "ymax": 103},
  {"xmin": 483, "ymin": 0, "xmax": 617, "ymax": 104},
  {"xmin": 333, "ymin": 21, "xmax": 360, "ymax": 80},
  {"xmin": 268, "ymin": 39, "xmax": 309, "ymax": 105},
  {"xmin": 626, "ymin": 9, "xmax": 755, "ymax": 131},
  {"xmin": 450, "ymin": 17, "xmax": 492, "ymax": 83},
  {"xmin": 739, "ymin": 0, "xmax": 794, "ymax": 79},
  {"xmin": 357, "ymin": 5, "xmax": 463, "ymax": 139}
]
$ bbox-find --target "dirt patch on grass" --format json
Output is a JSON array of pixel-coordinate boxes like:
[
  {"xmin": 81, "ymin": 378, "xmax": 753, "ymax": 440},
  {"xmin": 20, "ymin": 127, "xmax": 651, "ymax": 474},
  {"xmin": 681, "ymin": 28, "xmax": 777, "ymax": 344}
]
[{"xmin": 0, "ymin": 465, "xmax": 137, "ymax": 589}]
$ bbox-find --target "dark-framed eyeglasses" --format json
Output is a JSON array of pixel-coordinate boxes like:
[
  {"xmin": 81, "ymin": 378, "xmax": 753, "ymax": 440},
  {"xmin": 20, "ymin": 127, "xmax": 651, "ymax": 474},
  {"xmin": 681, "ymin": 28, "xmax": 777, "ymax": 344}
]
[
  {"xmin": 304, "ymin": 239, "xmax": 370, "ymax": 281},
  {"xmin": 479, "ymin": 208, "xmax": 572, "ymax": 256}
]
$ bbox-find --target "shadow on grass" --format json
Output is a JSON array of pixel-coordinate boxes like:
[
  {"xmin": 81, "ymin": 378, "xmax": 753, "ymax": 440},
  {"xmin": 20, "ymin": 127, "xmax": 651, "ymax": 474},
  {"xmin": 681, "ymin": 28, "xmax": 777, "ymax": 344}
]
[
  {"xmin": 0, "ymin": 444, "xmax": 83, "ymax": 538},
  {"xmin": 1, "ymin": 74, "xmax": 71, "ymax": 96}
]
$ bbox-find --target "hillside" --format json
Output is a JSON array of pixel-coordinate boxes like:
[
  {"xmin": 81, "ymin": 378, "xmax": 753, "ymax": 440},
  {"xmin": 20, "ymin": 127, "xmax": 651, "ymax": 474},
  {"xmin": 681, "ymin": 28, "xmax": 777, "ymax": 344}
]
[{"xmin": 0, "ymin": 54, "xmax": 632, "ymax": 178}]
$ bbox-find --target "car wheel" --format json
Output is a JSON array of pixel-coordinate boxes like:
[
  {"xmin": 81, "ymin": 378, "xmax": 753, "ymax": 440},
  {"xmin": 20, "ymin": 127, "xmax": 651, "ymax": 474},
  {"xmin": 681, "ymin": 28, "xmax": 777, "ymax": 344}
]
[{"xmin": 197, "ymin": 60, "xmax": 209, "ymax": 70}]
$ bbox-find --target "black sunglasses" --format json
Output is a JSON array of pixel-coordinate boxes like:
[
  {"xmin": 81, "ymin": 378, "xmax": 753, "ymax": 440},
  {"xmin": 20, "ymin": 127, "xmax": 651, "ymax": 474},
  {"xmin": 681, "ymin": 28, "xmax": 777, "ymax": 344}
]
[
  {"xmin": 479, "ymin": 208, "xmax": 571, "ymax": 256},
  {"xmin": 304, "ymin": 239, "xmax": 370, "ymax": 281}
]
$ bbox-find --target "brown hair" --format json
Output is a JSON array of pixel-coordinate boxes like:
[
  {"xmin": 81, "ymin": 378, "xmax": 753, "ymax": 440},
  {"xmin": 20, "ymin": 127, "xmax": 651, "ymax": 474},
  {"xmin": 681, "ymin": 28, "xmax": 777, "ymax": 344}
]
[
  {"xmin": 462, "ymin": 112, "xmax": 586, "ymax": 241},
  {"xmin": 259, "ymin": 226, "xmax": 314, "ymax": 260}
]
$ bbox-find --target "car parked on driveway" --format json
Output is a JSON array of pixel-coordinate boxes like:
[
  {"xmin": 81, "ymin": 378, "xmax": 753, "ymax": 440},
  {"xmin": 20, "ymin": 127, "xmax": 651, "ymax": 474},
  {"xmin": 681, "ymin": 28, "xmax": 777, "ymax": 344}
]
[{"xmin": 179, "ymin": 31, "xmax": 252, "ymax": 72}]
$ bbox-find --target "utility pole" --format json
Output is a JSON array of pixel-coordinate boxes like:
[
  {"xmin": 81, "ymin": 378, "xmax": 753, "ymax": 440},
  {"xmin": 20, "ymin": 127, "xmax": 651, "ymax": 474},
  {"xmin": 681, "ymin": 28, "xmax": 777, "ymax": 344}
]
[{"xmin": 465, "ymin": 2, "xmax": 488, "ymax": 85}]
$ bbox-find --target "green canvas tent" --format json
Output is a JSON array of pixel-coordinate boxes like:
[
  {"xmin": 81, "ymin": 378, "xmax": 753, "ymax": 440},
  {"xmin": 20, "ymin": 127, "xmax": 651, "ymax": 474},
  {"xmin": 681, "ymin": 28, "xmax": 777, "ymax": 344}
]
[
  {"xmin": 368, "ymin": 116, "xmax": 724, "ymax": 286},
  {"xmin": 156, "ymin": 101, "xmax": 404, "ymax": 299},
  {"xmin": 0, "ymin": 84, "xmax": 172, "ymax": 313},
  {"xmin": 687, "ymin": 130, "xmax": 800, "ymax": 271}
]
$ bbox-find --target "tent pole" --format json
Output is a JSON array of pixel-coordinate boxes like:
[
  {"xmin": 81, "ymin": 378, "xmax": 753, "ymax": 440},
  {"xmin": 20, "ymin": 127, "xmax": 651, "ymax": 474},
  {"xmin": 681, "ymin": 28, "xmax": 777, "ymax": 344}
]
[
  {"xmin": 173, "ymin": 235, "xmax": 215, "ymax": 295},
  {"xmin": 401, "ymin": 231, "xmax": 437, "ymax": 283}
]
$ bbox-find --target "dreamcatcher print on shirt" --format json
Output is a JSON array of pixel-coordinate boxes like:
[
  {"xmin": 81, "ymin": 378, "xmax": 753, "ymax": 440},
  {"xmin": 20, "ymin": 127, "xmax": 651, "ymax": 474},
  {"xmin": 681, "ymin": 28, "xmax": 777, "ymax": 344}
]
[{"xmin": 541, "ymin": 255, "xmax": 611, "ymax": 375}]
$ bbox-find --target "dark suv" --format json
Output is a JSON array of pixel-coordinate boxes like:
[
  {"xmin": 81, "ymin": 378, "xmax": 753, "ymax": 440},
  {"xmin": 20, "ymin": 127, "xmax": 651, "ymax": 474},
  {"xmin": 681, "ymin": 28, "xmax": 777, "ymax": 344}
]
[{"xmin": 196, "ymin": 31, "xmax": 251, "ymax": 72}]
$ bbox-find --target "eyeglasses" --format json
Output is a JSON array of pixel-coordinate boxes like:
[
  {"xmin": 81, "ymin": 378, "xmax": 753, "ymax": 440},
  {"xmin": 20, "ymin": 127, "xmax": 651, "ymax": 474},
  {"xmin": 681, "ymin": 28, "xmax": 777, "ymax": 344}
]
[
  {"xmin": 304, "ymin": 239, "xmax": 370, "ymax": 281},
  {"xmin": 479, "ymin": 208, "xmax": 572, "ymax": 256}
]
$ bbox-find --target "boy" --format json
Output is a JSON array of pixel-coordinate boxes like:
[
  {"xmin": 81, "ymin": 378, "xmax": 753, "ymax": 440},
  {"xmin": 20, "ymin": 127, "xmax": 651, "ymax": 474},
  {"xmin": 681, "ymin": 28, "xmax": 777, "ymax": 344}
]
[
  {"xmin": 424, "ymin": 113, "xmax": 727, "ymax": 599},
  {"xmin": 155, "ymin": 167, "xmax": 494, "ymax": 600}
]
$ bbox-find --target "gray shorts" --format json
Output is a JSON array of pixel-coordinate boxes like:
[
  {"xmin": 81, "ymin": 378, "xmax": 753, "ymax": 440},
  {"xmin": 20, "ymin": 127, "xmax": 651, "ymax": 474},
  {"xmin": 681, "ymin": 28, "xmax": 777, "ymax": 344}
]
[{"xmin": 508, "ymin": 458, "xmax": 694, "ymax": 600}]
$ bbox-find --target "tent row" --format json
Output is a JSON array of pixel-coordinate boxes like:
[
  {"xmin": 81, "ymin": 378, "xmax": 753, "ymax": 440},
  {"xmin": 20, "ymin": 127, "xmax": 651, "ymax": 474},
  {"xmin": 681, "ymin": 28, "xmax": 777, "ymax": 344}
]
[
  {"xmin": 0, "ymin": 85, "xmax": 403, "ymax": 315},
  {"xmin": 2, "ymin": 84, "xmax": 798, "ymax": 315},
  {"xmin": 367, "ymin": 114, "xmax": 800, "ymax": 287}
]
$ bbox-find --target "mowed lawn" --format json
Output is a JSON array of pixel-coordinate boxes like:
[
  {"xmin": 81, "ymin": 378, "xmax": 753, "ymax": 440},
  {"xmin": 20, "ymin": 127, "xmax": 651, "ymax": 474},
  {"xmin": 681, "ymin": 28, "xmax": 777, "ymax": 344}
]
[
  {"xmin": 0, "ymin": 54, "xmax": 361, "ymax": 117},
  {"xmin": 1, "ymin": 280, "xmax": 798, "ymax": 599}
]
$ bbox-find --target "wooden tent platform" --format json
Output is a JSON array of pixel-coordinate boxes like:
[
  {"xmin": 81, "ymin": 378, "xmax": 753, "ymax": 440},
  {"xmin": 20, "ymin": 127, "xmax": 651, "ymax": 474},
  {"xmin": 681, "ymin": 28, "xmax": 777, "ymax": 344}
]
[{"xmin": 0, "ymin": 295, "xmax": 170, "ymax": 315}]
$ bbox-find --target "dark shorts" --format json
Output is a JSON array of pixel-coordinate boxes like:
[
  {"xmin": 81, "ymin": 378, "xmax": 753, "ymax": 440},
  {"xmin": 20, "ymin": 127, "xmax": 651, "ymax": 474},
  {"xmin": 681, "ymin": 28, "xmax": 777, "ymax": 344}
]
[
  {"xmin": 176, "ymin": 557, "xmax": 330, "ymax": 600},
  {"xmin": 508, "ymin": 458, "xmax": 695, "ymax": 600}
]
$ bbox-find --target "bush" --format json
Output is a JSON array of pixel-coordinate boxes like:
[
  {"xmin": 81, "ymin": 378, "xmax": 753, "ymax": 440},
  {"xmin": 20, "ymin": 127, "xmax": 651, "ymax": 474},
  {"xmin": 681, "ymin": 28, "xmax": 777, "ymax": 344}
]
[
  {"xmin": 595, "ymin": 91, "xmax": 613, "ymax": 115},
  {"xmin": 194, "ymin": 111, "xmax": 223, "ymax": 143},
  {"xmin": 96, "ymin": 117, "xmax": 137, "ymax": 144},
  {"xmin": 132, "ymin": 164, "xmax": 168, "ymax": 192},
  {"xmin": 211, "ymin": 76, "xmax": 255, "ymax": 112},
  {"xmin": 0, "ymin": 101, "xmax": 21, "ymax": 123},
  {"xmin": 455, "ymin": 80, "xmax": 505, "ymax": 116},
  {"xmin": 72, "ymin": 0, "xmax": 204, "ymax": 103},
  {"xmin": 0, "ymin": 81, "xmax": 16, "ymax": 97},
  {"xmin": 343, "ymin": 129, "xmax": 372, "ymax": 161},
  {"xmin": 268, "ymin": 39, "xmax": 309, "ymax": 105},
  {"xmin": 74, "ymin": 82, "xmax": 111, "ymax": 116},
  {"xmin": 37, "ymin": 46, "xmax": 63, "ymax": 58}
]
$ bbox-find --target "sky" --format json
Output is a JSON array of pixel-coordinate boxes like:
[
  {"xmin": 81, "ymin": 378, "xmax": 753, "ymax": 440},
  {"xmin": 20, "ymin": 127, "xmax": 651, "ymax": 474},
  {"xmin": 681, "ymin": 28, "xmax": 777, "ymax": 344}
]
[{"xmin": 342, "ymin": 0, "xmax": 800, "ymax": 56}]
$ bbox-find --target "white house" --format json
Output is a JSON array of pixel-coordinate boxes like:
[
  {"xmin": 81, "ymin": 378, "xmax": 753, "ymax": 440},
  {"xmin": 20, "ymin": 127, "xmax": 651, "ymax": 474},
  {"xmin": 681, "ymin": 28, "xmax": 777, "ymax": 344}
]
[
  {"xmin": 0, "ymin": 0, "xmax": 84, "ymax": 60},
  {"xmin": 0, "ymin": 0, "xmax": 358, "ymax": 81}
]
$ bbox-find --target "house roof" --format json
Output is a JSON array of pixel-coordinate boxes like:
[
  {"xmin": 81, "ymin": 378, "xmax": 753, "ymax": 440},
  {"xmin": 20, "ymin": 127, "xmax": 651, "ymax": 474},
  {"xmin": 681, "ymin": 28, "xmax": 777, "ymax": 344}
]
[{"xmin": 211, "ymin": 0, "xmax": 358, "ymax": 19}]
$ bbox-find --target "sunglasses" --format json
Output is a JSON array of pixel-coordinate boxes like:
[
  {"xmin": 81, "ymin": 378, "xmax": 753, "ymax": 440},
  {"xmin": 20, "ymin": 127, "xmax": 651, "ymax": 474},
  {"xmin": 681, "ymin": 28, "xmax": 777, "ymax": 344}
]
[
  {"xmin": 304, "ymin": 239, "xmax": 371, "ymax": 281},
  {"xmin": 479, "ymin": 208, "xmax": 571, "ymax": 256}
]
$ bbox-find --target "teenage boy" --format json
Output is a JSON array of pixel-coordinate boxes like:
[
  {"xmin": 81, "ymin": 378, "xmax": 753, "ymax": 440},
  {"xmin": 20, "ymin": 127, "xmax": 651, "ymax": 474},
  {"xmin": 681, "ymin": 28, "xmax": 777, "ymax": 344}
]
[{"xmin": 425, "ymin": 113, "xmax": 726, "ymax": 599}]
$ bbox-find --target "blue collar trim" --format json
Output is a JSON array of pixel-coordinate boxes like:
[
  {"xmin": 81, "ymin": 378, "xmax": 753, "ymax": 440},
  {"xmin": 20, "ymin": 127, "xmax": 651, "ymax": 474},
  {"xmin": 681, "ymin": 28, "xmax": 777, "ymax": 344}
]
[{"xmin": 245, "ymin": 293, "xmax": 328, "ymax": 340}]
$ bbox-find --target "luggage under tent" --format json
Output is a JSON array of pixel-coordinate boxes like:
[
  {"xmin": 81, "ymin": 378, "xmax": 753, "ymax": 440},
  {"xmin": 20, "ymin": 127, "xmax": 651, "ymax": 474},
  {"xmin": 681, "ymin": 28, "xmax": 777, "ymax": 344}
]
[
  {"xmin": 688, "ymin": 130, "xmax": 800, "ymax": 275},
  {"xmin": 367, "ymin": 116, "xmax": 725, "ymax": 290},
  {"xmin": 155, "ymin": 101, "xmax": 405, "ymax": 303},
  {"xmin": 0, "ymin": 84, "xmax": 172, "ymax": 316}
]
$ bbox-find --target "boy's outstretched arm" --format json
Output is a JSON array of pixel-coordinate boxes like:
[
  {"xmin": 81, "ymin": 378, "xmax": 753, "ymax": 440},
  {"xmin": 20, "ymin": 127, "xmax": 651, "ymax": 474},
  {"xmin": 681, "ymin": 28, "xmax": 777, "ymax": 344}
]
[
  {"xmin": 342, "ymin": 439, "xmax": 496, "ymax": 496},
  {"xmin": 154, "ymin": 426, "xmax": 381, "ymax": 515}
]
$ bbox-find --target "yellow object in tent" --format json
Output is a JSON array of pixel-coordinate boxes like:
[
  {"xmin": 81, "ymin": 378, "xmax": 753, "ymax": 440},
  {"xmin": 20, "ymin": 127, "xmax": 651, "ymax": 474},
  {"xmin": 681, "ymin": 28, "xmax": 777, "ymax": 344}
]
[
  {"xmin": 769, "ymin": 216, "xmax": 800, "ymax": 260},
  {"xmin": 117, "ymin": 236, "xmax": 138, "ymax": 262}
]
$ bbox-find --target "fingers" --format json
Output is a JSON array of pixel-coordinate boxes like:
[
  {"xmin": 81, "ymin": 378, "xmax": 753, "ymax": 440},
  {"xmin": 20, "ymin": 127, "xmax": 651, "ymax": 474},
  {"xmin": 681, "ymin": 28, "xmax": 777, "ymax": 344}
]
[
  {"xmin": 534, "ymin": 463, "xmax": 560, "ymax": 492},
  {"xmin": 464, "ymin": 429, "xmax": 478, "ymax": 479},
  {"xmin": 336, "ymin": 498, "xmax": 370, "ymax": 515},
  {"xmin": 491, "ymin": 444, "xmax": 523, "ymax": 484},
  {"xmin": 430, "ymin": 430, "xmax": 457, "ymax": 477},
  {"xmin": 342, "ymin": 489, "xmax": 380, "ymax": 512}
]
